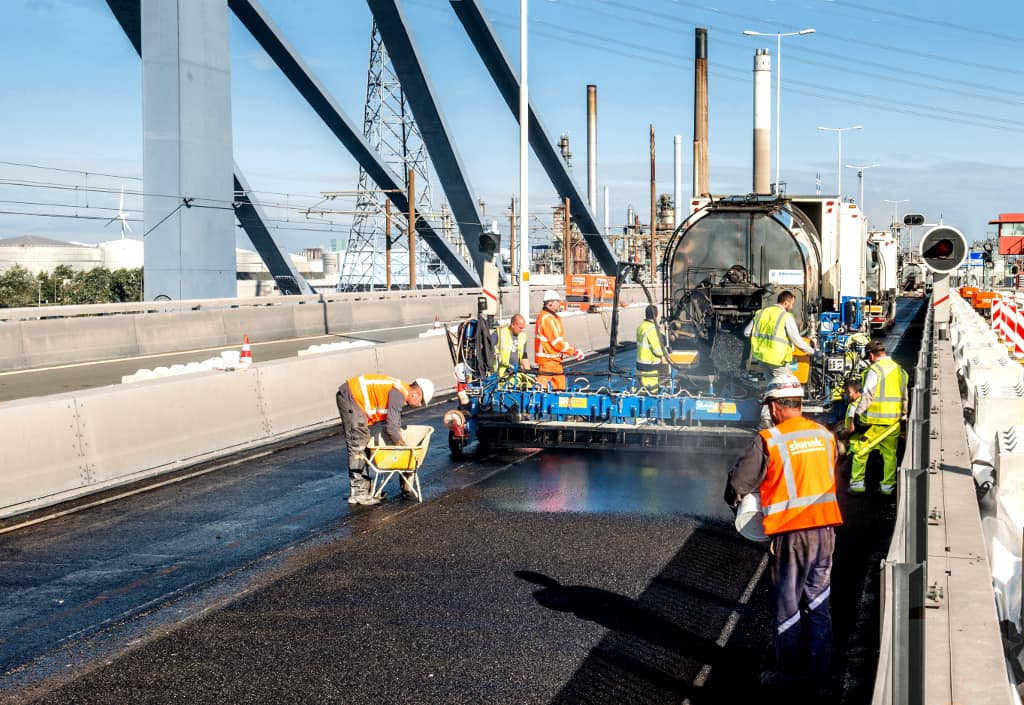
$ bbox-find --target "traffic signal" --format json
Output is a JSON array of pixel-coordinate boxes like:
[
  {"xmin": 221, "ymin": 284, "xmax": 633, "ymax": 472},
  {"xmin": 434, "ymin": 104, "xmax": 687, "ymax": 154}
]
[
  {"xmin": 919, "ymin": 226, "xmax": 967, "ymax": 273},
  {"xmin": 479, "ymin": 230, "xmax": 499, "ymax": 255},
  {"xmin": 903, "ymin": 213, "xmax": 926, "ymax": 227}
]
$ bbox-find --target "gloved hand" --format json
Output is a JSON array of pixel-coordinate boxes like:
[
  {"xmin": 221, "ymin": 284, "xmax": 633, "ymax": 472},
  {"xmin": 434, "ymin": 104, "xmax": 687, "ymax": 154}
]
[{"xmin": 574, "ymin": 350, "xmax": 585, "ymax": 361}]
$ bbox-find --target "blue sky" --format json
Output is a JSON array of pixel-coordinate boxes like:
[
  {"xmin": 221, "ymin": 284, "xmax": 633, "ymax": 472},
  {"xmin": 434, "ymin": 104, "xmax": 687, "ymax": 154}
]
[{"xmin": 1, "ymin": 0, "xmax": 1022, "ymax": 255}]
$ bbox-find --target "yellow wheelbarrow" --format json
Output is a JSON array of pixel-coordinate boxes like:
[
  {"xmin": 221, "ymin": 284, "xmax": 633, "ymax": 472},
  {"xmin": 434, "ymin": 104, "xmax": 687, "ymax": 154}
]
[{"xmin": 366, "ymin": 425, "xmax": 434, "ymax": 503}]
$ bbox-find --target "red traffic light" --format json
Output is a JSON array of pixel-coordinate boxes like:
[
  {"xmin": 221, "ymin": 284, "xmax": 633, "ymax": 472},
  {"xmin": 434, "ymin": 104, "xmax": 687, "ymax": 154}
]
[{"xmin": 924, "ymin": 239, "xmax": 954, "ymax": 258}]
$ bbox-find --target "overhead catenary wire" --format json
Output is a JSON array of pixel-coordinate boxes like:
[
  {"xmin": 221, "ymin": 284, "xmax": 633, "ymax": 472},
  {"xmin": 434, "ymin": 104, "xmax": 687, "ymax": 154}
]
[{"xmin": 475, "ymin": 10, "xmax": 1024, "ymax": 134}]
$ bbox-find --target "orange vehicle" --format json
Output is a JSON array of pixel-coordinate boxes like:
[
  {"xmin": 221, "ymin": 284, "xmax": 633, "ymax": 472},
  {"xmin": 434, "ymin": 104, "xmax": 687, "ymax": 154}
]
[{"xmin": 564, "ymin": 274, "xmax": 616, "ymax": 311}]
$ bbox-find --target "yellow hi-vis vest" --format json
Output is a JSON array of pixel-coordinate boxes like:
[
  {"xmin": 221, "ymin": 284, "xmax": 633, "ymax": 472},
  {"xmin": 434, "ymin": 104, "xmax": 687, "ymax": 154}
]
[
  {"xmin": 496, "ymin": 325, "xmax": 527, "ymax": 377},
  {"xmin": 750, "ymin": 304, "xmax": 795, "ymax": 366},
  {"xmin": 860, "ymin": 357, "xmax": 907, "ymax": 425},
  {"xmin": 636, "ymin": 320, "xmax": 664, "ymax": 367}
]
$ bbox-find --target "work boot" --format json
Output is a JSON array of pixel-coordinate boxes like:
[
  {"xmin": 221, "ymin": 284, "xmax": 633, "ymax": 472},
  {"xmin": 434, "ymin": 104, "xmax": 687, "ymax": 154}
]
[
  {"xmin": 347, "ymin": 493, "xmax": 383, "ymax": 506},
  {"xmin": 848, "ymin": 480, "xmax": 866, "ymax": 494}
]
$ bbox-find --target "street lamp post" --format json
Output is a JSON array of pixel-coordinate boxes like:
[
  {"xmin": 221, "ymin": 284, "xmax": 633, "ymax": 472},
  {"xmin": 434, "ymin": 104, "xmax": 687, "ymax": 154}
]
[
  {"xmin": 883, "ymin": 198, "xmax": 910, "ymax": 253},
  {"xmin": 845, "ymin": 163, "xmax": 880, "ymax": 225},
  {"xmin": 817, "ymin": 125, "xmax": 861, "ymax": 200},
  {"xmin": 743, "ymin": 27, "xmax": 815, "ymax": 192}
]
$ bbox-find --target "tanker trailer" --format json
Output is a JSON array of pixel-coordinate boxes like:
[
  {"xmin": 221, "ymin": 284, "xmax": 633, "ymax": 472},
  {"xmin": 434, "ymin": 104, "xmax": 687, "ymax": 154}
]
[{"xmin": 663, "ymin": 195, "xmax": 859, "ymax": 411}]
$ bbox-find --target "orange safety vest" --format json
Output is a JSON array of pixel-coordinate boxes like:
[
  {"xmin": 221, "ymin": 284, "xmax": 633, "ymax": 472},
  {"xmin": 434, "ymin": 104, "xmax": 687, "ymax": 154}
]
[
  {"xmin": 758, "ymin": 416, "xmax": 843, "ymax": 535},
  {"xmin": 347, "ymin": 374, "xmax": 409, "ymax": 425},
  {"xmin": 535, "ymin": 309, "xmax": 577, "ymax": 365}
]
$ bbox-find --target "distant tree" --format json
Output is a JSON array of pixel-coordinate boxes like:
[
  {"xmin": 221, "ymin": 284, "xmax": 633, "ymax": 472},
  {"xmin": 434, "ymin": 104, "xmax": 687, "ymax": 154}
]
[
  {"xmin": 110, "ymin": 268, "xmax": 143, "ymax": 302},
  {"xmin": 0, "ymin": 265, "xmax": 37, "ymax": 308},
  {"xmin": 52, "ymin": 264, "xmax": 75, "ymax": 304},
  {"xmin": 74, "ymin": 268, "xmax": 114, "ymax": 304}
]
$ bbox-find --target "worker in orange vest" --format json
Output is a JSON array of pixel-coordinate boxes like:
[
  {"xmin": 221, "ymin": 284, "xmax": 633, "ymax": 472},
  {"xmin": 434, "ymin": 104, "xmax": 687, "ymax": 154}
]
[
  {"xmin": 534, "ymin": 289, "xmax": 584, "ymax": 391},
  {"xmin": 335, "ymin": 374, "xmax": 434, "ymax": 505},
  {"xmin": 724, "ymin": 374, "xmax": 843, "ymax": 698}
]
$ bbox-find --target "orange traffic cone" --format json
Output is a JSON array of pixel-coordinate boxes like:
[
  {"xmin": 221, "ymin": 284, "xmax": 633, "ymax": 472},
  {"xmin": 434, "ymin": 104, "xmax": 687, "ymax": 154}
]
[
  {"xmin": 433, "ymin": 314, "xmax": 442, "ymax": 329},
  {"xmin": 240, "ymin": 335, "xmax": 253, "ymax": 366}
]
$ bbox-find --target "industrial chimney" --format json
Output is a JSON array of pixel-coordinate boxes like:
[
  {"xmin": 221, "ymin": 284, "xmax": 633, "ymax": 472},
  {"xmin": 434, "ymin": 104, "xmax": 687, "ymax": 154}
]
[
  {"xmin": 753, "ymin": 48, "xmax": 771, "ymax": 195},
  {"xmin": 692, "ymin": 27, "xmax": 709, "ymax": 197},
  {"xmin": 586, "ymin": 85, "xmax": 597, "ymax": 212}
]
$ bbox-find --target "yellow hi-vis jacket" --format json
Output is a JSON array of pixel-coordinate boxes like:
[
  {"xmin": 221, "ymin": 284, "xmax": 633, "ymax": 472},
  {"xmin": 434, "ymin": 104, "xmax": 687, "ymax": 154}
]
[
  {"xmin": 636, "ymin": 320, "xmax": 664, "ymax": 367},
  {"xmin": 496, "ymin": 325, "xmax": 527, "ymax": 377},
  {"xmin": 750, "ymin": 304, "xmax": 795, "ymax": 366},
  {"xmin": 860, "ymin": 357, "xmax": 907, "ymax": 425}
]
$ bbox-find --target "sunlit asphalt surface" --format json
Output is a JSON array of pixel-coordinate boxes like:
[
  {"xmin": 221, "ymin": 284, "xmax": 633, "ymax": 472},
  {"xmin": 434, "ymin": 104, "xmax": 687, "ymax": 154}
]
[{"xmin": 0, "ymin": 300, "xmax": 924, "ymax": 704}]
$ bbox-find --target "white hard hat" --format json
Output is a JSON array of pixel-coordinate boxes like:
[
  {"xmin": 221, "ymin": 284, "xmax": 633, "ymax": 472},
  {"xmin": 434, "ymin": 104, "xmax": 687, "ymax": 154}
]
[
  {"xmin": 761, "ymin": 373, "xmax": 804, "ymax": 403},
  {"xmin": 542, "ymin": 289, "xmax": 562, "ymax": 302},
  {"xmin": 414, "ymin": 377, "xmax": 434, "ymax": 405}
]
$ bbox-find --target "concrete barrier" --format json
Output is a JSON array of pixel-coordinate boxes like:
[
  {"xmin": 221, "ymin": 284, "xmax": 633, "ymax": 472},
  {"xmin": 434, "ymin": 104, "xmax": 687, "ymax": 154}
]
[
  {"xmin": 0, "ymin": 396, "xmax": 87, "ymax": 516},
  {"xmin": 77, "ymin": 371, "xmax": 268, "ymax": 486},
  {"xmin": 134, "ymin": 310, "xmax": 229, "ymax": 355},
  {"xmin": 256, "ymin": 346, "xmax": 378, "ymax": 437},
  {"xmin": 20, "ymin": 316, "xmax": 140, "ymax": 368},
  {"xmin": 0, "ymin": 322, "xmax": 26, "ymax": 370},
  {"xmin": 0, "ymin": 285, "xmax": 641, "ymax": 373}
]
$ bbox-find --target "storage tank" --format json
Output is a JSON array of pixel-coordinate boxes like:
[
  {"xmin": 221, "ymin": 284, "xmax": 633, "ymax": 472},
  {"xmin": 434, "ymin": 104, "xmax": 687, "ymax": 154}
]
[{"xmin": 663, "ymin": 197, "xmax": 822, "ymax": 375}]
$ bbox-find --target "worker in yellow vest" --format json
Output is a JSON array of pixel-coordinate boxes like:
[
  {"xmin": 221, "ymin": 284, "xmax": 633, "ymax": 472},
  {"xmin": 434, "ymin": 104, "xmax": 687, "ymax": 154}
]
[
  {"xmin": 635, "ymin": 304, "xmax": 668, "ymax": 391},
  {"xmin": 746, "ymin": 290, "xmax": 817, "ymax": 427},
  {"xmin": 495, "ymin": 313, "xmax": 532, "ymax": 385},
  {"xmin": 725, "ymin": 374, "xmax": 842, "ymax": 697},
  {"xmin": 335, "ymin": 374, "xmax": 434, "ymax": 505},
  {"xmin": 848, "ymin": 339, "xmax": 908, "ymax": 496}
]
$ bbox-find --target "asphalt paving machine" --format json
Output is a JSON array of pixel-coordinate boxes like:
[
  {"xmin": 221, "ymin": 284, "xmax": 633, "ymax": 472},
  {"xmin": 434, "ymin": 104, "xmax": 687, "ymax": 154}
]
[{"xmin": 443, "ymin": 194, "xmax": 872, "ymax": 457}]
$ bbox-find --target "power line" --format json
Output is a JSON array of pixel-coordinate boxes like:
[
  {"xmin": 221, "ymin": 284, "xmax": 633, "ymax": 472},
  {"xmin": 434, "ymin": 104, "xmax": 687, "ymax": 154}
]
[{"xmin": 478, "ymin": 9, "xmax": 1024, "ymax": 134}]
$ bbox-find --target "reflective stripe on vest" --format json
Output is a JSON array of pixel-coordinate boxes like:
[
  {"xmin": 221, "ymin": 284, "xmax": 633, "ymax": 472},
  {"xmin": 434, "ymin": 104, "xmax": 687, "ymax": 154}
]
[
  {"xmin": 535, "ymin": 309, "xmax": 574, "ymax": 361},
  {"xmin": 758, "ymin": 417, "xmax": 842, "ymax": 535},
  {"xmin": 750, "ymin": 305, "xmax": 794, "ymax": 366},
  {"xmin": 349, "ymin": 374, "xmax": 408, "ymax": 425},
  {"xmin": 636, "ymin": 320, "xmax": 663, "ymax": 365},
  {"xmin": 861, "ymin": 357, "xmax": 907, "ymax": 424},
  {"xmin": 496, "ymin": 326, "xmax": 526, "ymax": 375}
]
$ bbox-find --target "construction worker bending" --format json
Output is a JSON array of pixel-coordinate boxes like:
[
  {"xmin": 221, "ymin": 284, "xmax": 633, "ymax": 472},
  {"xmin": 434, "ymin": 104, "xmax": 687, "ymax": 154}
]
[
  {"xmin": 535, "ymin": 290, "xmax": 584, "ymax": 391},
  {"xmin": 635, "ymin": 304, "xmax": 668, "ymax": 391},
  {"xmin": 724, "ymin": 374, "xmax": 843, "ymax": 698},
  {"xmin": 746, "ymin": 290, "xmax": 817, "ymax": 428},
  {"xmin": 495, "ymin": 313, "xmax": 532, "ymax": 386},
  {"xmin": 848, "ymin": 339, "xmax": 907, "ymax": 496},
  {"xmin": 335, "ymin": 375, "xmax": 434, "ymax": 506}
]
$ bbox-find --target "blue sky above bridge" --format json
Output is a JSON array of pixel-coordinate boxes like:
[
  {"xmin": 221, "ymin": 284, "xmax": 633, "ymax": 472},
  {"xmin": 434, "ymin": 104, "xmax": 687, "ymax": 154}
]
[{"xmin": 1, "ymin": 0, "xmax": 1022, "ymax": 253}]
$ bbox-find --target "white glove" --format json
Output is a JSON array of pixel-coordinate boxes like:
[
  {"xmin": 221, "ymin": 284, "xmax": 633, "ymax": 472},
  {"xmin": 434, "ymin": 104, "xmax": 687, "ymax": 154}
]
[{"xmin": 574, "ymin": 350, "xmax": 585, "ymax": 361}]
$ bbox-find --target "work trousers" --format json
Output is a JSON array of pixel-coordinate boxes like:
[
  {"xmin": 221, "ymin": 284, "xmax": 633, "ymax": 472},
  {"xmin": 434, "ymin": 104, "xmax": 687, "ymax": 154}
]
[
  {"xmin": 770, "ymin": 525, "xmax": 835, "ymax": 690},
  {"xmin": 850, "ymin": 422, "xmax": 899, "ymax": 489},
  {"xmin": 336, "ymin": 389, "xmax": 372, "ymax": 496},
  {"xmin": 536, "ymin": 360, "xmax": 566, "ymax": 391},
  {"xmin": 636, "ymin": 361, "xmax": 667, "ymax": 391}
]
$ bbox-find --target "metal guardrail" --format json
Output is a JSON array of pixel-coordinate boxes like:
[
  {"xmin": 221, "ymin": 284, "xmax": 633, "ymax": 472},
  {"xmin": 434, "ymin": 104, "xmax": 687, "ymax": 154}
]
[{"xmin": 871, "ymin": 301, "xmax": 933, "ymax": 705}]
